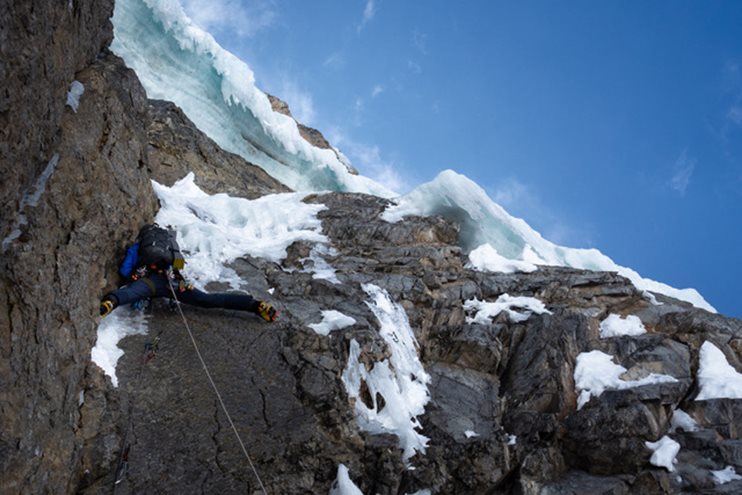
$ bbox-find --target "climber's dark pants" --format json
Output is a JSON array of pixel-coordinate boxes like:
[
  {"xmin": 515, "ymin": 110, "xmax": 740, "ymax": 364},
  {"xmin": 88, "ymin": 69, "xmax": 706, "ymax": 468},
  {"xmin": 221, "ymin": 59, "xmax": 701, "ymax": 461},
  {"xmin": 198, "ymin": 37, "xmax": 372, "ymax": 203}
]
[{"xmin": 106, "ymin": 273, "xmax": 259, "ymax": 313}]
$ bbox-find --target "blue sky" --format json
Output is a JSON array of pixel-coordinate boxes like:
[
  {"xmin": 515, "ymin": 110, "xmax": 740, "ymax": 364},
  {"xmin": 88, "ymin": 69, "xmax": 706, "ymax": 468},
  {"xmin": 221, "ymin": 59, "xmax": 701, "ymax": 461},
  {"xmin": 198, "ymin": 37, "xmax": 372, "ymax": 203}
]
[{"xmin": 181, "ymin": 0, "xmax": 742, "ymax": 318}]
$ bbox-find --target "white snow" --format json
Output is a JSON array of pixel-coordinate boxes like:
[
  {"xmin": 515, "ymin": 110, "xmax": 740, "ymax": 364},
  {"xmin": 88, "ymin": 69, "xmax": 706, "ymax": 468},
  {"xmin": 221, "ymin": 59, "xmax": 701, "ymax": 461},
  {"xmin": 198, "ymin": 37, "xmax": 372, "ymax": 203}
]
[
  {"xmin": 599, "ymin": 314, "xmax": 647, "ymax": 338},
  {"xmin": 382, "ymin": 170, "xmax": 715, "ymax": 313},
  {"xmin": 152, "ymin": 173, "xmax": 327, "ymax": 289},
  {"xmin": 695, "ymin": 341, "xmax": 742, "ymax": 400},
  {"xmin": 464, "ymin": 294, "xmax": 551, "ymax": 324},
  {"xmin": 309, "ymin": 310, "xmax": 356, "ymax": 336},
  {"xmin": 91, "ymin": 306, "xmax": 149, "ymax": 387},
  {"xmin": 574, "ymin": 350, "xmax": 678, "ymax": 410},
  {"xmin": 466, "ymin": 243, "xmax": 537, "ymax": 274},
  {"xmin": 507, "ymin": 434, "xmax": 518, "ymax": 446},
  {"xmin": 645, "ymin": 435, "xmax": 680, "ymax": 472},
  {"xmin": 712, "ymin": 466, "xmax": 742, "ymax": 485},
  {"xmin": 464, "ymin": 430, "xmax": 479, "ymax": 438},
  {"xmin": 670, "ymin": 409, "xmax": 699, "ymax": 433},
  {"xmin": 406, "ymin": 491, "xmax": 431, "ymax": 495},
  {"xmin": 329, "ymin": 464, "xmax": 363, "ymax": 495},
  {"xmin": 66, "ymin": 80, "xmax": 85, "ymax": 112},
  {"xmin": 341, "ymin": 285, "xmax": 430, "ymax": 462}
]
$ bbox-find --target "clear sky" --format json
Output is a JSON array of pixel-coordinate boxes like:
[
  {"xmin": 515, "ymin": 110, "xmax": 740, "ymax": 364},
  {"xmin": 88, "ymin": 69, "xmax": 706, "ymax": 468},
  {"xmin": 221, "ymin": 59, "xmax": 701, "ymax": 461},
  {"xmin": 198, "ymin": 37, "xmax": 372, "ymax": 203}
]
[{"xmin": 180, "ymin": 0, "xmax": 742, "ymax": 318}]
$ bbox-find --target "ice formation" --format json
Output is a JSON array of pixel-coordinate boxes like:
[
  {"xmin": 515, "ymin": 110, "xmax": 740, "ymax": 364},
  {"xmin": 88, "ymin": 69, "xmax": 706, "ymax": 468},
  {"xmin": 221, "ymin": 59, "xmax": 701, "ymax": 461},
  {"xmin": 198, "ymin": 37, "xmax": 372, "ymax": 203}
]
[
  {"xmin": 574, "ymin": 350, "xmax": 678, "ymax": 410},
  {"xmin": 91, "ymin": 306, "xmax": 150, "ymax": 386},
  {"xmin": 309, "ymin": 310, "xmax": 357, "ymax": 336},
  {"xmin": 464, "ymin": 294, "xmax": 551, "ymax": 324},
  {"xmin": 329, "ymin": 464, "xmax": 363, "ymax": 495},
  {"xmin": 712, "ymin": 466, "xmax": 742, "ymax": 485},
  {"xmin": 66, "ymin": 80, "xmax": 85, "ymax": 112},
  {"xmin": 341, "ymin": 285, "xmax": 430, "ymax": 462},
  {"xmin": 695, "ymin": 341, "xmax": 742, "ymax": 400},
  {"xmin": 111, "ymin": 0, "xmax": 392, "ymax": 197},
  {"xmin": 466, "ymin": 243, "xmax": 537, "ymax": 274},
  {"xmin": 599, "ymin": 314, "xmax": 647, "ymax": 338},
  {"xmin": 645, "ymin": 436, "xmax": 680, "ymax": 472},
  {"xmin": 670, "ymin": 409, "xmax": 699, "ymax": 433}
]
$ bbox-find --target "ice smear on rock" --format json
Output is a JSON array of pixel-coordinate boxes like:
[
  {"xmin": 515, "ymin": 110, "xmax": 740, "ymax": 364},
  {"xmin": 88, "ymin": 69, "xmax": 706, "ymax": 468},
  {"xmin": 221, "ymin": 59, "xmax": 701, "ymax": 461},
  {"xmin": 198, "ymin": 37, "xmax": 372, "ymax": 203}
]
[
  {"xmin": 599, "ymin": 314, "xmax": 647, "ymax": 338},
  {"xmin": 304, "ymin": 245, "xmax": 340, "ymax": 283},
  {"xmin": 329, "ymin": 464, "xmax": 363, "ymax": 495},
  {"xmin": 464, "ymin": 294, "xmax": 551, "ymax": 324},
  {"xmin": 645, "ymin": 435, "xmax": 680, "ymax": 472},
  {"xmin": 466, "ymin": 243, "xmax": 537, "ymax": 274},
  {"xmin": 341, "ymin": 285, "xmax": 430, "ymax": 462},
  {"xmin": 309, "ymin": 310, "xmax": 356, "ymax": 336},
  {"xmin": 695, "ymin": 341, "xmax": 742, "ymax": 400},
  {"xmin": 574, "ymin": 350, "xmax": 678, "ymax": 410},
  {"xmin": 382, "ymin": 170, "xmax": 715, "ymax": 312},
  {"xmin": 91, "ymin": 307, "xmax": 149, "ymax": 387},
  {"xmin": 152, "ymin": 173, "xmax": 327, "ymax": 289},
  {"xmin": 66, "ymin": 80, "xmax": 85, "ymax": 112},
  {"xmin": 112, "ymin": 0, "xmax": 393, "ymax": 197},
  {"xmin": 712, "ymin": 466, "xmax": 742, "ymax": 485}
]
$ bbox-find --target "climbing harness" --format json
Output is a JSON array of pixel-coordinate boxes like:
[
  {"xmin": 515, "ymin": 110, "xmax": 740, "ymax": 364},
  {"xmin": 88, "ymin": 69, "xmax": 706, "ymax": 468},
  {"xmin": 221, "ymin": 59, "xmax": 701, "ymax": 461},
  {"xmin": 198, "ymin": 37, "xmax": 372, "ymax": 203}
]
[{"xmin": 166, "ymin": 274, "xmax": 268, "ymax": 495}]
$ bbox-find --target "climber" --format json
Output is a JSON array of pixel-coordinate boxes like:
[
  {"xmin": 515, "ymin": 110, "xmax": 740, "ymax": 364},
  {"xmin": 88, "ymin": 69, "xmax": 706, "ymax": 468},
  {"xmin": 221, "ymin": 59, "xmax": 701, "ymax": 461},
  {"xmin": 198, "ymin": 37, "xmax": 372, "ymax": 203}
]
[{"xmin": 99, "ymin": 223, "xmax": 278, "ymax": 322}]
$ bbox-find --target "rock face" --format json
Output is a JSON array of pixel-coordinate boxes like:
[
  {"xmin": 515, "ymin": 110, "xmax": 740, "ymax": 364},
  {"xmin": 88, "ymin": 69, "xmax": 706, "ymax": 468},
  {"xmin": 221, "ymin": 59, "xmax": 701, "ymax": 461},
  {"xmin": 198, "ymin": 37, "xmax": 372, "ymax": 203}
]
[{"xmin": 3, "ymin": 3, "xmax": 742, "ymax": 495}]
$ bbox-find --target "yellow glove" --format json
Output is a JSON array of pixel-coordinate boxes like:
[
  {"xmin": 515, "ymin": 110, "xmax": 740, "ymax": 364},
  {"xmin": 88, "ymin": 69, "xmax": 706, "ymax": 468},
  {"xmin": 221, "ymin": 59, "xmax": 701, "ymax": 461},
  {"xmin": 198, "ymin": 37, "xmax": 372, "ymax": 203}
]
[{"xmin": 178, "ymin": 280, "xmax": 193, "ymax": 292}]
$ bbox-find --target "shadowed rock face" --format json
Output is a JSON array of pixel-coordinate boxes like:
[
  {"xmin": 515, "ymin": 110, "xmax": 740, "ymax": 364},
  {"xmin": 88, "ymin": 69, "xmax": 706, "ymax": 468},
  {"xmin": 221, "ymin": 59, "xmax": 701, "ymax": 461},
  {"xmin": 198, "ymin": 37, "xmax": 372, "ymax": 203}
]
[{"xmin": 3, "ymin": 3, "xmax": 742, "ymax": 495}]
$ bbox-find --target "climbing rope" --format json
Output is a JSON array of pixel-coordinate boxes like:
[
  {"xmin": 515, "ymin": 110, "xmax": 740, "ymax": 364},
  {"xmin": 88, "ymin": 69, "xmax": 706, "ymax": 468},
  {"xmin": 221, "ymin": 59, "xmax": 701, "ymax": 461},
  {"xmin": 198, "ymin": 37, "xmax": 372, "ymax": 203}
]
[{"xmin": 167, "ymin": 278, "xmax": 268, "ymax": 495}]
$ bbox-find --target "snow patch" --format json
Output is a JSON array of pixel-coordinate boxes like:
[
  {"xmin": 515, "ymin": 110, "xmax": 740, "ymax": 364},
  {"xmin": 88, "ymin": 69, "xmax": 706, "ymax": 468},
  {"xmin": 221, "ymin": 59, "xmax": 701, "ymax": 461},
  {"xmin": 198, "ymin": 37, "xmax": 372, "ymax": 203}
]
[
  {"xmin": 341, "ymin": 285, "xmax": 430, "ymax": 462},
  {"xmin": 507, "ymin": 434, "xmax": 518, "ymax": 446},
  {"xmin": 91, "ymin": 306, "xmax": 149, "ymax": 387},
  {"xmin": 574, "ymin": 350, "xmax": 678, "ymax": 410},
  {"xmin": 153, "ymin": 173, "xmax": 327, "ymax": 288},
  {"xmin": 599, "ymin": 314, "xmax": 647, "ymax": 338},
  {"xmin": 464, "ymin": 294, "xmax": 551, "ymax": 324},
  {"xmin": 304, "ymin": 244, "xmax": 340, "ymax": 283},
  {"xmin": 695, "ymin": 341, "xmax": 742, "ymax": 400},
  {"xmin": 309, "ymin": 310, "xmax": 356, "ymax": 336},
  {"xmin": 329, "ymin": 464, "xmax": 363, "ymax": 495},
  {"xmin": 712, "ymin": 466, "xmax": 742, "ymax": 485},
  {"xmin": 645, "ymin": 435, "xmax": 680, "ymax": 472},
  {"xmin": 670, "ymin": 409, "xmax": 699, "ymax": 433},
  {"xmin": 464, "ymin": 430, "xmax": 479, "ymax": 438},
  {"xmin": 466, "ymin": 243, "xmax": 537, "ymax": 274},
  {"xmin": 66, "ymin": 80, "xmax": 85, "ymax": 112}
]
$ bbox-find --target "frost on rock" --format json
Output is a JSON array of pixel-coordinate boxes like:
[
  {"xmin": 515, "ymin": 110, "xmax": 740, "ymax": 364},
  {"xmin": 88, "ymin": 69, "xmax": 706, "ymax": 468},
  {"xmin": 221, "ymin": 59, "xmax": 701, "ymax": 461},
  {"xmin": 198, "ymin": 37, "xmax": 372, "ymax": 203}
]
[
  {"xmin": 645, "ymin": 435, "xmax": 680, "ymax": 472},
  {"xmin": 464, "ymin": 294, "xmax": 551, "ymax": 324},
  {"xmin": 712, "ymin": 466, "xmax": 742, "ymax": 485},
  {"xmin": 341, "ymin": 285, "xmax": 431, "ymax": 462},
  {"xmin": 599, "ymin": 314, "xmax": 647, "ymax": 338},
  {"xmin": 66, "ymin": 80, "xmax": 85, "ymax": 112},
  {"xmin": 464, "ymin": 430, "xmax": 479, "ymax": 438},
  {"xmin": 91, "ymin": 307, "xmax": 149, "ymax": 387},
  {"xmin": 466, "ymin": 243, "xmax": 537, "ymax": 274},
  {"xmin": 695, "ymin": 341, "xmax": 742, "ymax": 400},
  {"xmin": 152, "ymin": 173, "xmax": 327, "ymax": 289},
  {"xmin": 574, "ymin": 350, "xmax": 678, "ymax": 410},
  {"xmin": 308, "ymin": 310, "xmax": 356, "ymax": 336},
  {"xmin": 329, "ymin": 464, "xmax": 363, "ymax": 495}
]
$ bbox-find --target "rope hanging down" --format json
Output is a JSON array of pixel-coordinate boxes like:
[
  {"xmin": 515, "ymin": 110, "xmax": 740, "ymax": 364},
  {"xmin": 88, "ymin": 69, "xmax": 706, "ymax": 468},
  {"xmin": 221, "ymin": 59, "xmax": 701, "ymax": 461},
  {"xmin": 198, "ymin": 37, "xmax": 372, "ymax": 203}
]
[{"xmin": 167, "ymin": 278, "xmax": 268, "ymax": 495}]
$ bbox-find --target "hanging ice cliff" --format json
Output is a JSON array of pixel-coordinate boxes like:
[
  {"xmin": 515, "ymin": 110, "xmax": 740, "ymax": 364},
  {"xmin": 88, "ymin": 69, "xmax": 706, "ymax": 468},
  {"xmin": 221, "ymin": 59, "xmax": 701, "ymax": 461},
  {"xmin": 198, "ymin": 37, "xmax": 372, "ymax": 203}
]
[{"xmin": 1, "ymin": 1, "xmax": 741, "ymax": 494}]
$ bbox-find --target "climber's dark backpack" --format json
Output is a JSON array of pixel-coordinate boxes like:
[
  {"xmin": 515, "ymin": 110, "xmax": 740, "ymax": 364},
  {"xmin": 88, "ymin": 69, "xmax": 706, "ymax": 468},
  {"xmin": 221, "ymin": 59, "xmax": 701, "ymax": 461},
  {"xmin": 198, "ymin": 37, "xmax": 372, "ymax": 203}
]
[{"xmin": 136, "ymin": 224, "xmax": 185, "ymax": 270}]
